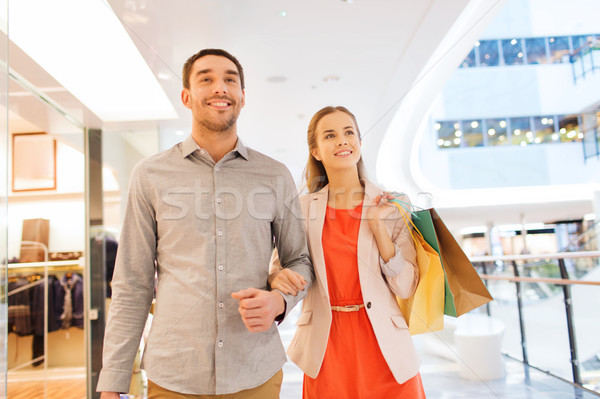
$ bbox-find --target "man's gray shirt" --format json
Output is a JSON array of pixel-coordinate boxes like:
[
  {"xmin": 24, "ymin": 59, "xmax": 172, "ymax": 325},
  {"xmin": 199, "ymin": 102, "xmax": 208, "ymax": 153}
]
[{"xmin": 96, "ymin": 135, "xmax": 313, "ymax": 395}]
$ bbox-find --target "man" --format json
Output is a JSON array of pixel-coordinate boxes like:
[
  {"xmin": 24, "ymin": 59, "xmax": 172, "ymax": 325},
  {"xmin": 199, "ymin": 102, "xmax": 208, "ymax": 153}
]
[{"xmin": 97, "ymin": 49, "xmax": 313, "ymax": 398}]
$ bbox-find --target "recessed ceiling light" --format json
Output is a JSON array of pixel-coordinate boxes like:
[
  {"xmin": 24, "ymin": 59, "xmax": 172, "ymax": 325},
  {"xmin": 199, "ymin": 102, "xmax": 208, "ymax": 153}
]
[
  {"xmin": 279, "ymin": 11, "xmax": 287, "ymax": 17},
  {"xmin": 323, "ymin": 75, "xmax": 339, "ymax": 83},
  {"xmin": 266, "ymin": 76, "xmax": 287, "ymax": 83}
]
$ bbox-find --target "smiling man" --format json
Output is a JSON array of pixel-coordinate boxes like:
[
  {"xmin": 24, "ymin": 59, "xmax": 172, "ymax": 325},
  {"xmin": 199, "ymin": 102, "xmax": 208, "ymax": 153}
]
[{"xmin": 97, "ymin": 49, "xmax": 313, "ymax": 399}]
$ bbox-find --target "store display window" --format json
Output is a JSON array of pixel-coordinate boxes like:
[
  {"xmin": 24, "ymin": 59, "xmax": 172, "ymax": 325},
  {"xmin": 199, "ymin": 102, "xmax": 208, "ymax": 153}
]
[
  {"xmin": 533, "ymin": 116, "xmax": 556, "ymax": 143},
  {"xmin": 485, "ymin": 118, "xmax": 509, "ymax": 146},
  {"xmin": 557, "ymin": 114, "xmax": 582, "ymax": 142},
  {"xmin": 463, "ymin": 119, "xmax": 484, "ymax": 147},
  {"xmin": 548, "ymin": 36, "xmax": 571, "ymax": 63},
  {"xmin": 509, "ymin": 117, "xmax": 532, "ymax": 146},
  {"xmin": 460, "ymin": 48, "xmax": 477, "ymax": 68},
  {"xmin": 502, "ymin": 38, "xmax": 524, "ymax": 65},
  {"xmin": 436, "ymin": 121, "xmax": 463, "ymax": 148},
  {"xmin": 478, "ymin": 40, "xmax": 500, "ymax": 67},
  {"xmin": 525, "ymin": 38, "xmax": 548, "ymax": 64}
]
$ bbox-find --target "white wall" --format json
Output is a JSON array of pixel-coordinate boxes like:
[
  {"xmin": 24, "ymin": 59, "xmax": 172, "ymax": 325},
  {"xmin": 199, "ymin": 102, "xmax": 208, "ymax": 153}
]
[{"xmin": 437, "ymin": 63, "xmax": 599, "ymax": 120}]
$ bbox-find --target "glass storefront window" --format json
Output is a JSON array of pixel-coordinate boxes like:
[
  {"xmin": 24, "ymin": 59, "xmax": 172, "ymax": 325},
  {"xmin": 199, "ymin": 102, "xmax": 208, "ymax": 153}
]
[
  {"xmin": 460, "ymin": 48, "xmax": 477, "ymax": 68},
  {"xmin": 557, "ymin": 114, "xmax": 581, "ymax": 142},
  {"xmin": 502, "ymin": 38, "xmax": 524, "ymax": 65},
  {"xmin": 572, "ymin": 34, "xmax": 595, "ymax": 53},
  {"xmin": 525, "ymin": 38, "xmax": 548, "ymax": 64},
  {"xmin": 478, "ymin": 40, "xmax": 499, "ymax": 67},
  {"xmin": 533, "ymin": 116, "xmax": 556, "ymax": 143},
  {"xmin": 463, "ymin": 119, "xmax": 484, "ymax": 147},
  {"xmin": 436, "ymin": 121, "xmax": 463, "ymax": 149},
  {"xmin": 509, "ymin": 117, "xmax": 532, "ymax": 146},
  {"xmin": 486, "ymin": 118, "xmax": 509, "ymax": 146},
  {"xmin": 548, "ymin": 36, "xmax": 570, "ymax": 63}
]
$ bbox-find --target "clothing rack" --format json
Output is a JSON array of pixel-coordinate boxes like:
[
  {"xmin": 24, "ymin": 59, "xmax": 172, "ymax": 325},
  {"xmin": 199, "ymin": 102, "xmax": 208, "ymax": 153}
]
[{"xmin": 6, "ymin": 242, "xmax": 84, "ymax": 376}]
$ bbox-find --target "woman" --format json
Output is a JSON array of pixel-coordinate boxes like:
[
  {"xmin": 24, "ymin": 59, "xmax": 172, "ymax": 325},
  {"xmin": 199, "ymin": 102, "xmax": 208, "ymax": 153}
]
[{"xmin": 269, "ymin": 106, "xmax": 426, "ymax": 398}]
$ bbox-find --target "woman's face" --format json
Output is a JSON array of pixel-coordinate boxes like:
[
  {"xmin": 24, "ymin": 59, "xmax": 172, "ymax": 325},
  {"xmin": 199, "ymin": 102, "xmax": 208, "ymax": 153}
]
[{"xmin": 311, "ymin": 111, "xmax": 361, "ymax": 172}]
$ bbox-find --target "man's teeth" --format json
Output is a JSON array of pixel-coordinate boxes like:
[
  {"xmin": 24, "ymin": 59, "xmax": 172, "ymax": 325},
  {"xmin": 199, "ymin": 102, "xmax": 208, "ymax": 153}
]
[{"xmin": 212, "ymin": 102, "xmax": 229, "ymax": 107}]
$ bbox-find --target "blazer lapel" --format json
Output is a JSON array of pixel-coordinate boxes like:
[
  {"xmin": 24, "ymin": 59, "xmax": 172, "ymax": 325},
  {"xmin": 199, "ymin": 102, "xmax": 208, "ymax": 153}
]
[{"xmin": 307, "ymin": 186, "xmax": 330, "ymax": 297}]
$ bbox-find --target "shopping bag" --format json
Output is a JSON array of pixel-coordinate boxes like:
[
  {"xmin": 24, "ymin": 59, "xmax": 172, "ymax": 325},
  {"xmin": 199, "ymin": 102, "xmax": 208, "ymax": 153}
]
[
  {"xmin": 412, "ymin": 208, "xmax": 493, "ymax": 317},
  {"xmin": 392, "ymin": 204, "xmax": 445, "ymax": 335}
]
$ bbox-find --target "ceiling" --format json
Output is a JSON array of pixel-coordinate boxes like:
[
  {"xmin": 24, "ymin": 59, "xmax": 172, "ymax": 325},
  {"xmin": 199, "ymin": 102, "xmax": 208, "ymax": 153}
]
[{"xmin": 5, "ymin": 0, "xmax": 598, "ymax": 233}]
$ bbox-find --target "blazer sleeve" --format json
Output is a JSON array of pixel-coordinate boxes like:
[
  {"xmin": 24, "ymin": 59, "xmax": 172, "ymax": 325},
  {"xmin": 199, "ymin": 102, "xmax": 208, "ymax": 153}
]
[{"xmin": 377, "ymin": 194, "xmax": 419, "ymax": 299}]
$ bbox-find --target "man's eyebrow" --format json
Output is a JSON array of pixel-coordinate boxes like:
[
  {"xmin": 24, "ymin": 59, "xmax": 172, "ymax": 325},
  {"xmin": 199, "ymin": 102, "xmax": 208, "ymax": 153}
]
[{"xmin": 195, "ymin": 69, "xmax": 239, "ymax": 76}]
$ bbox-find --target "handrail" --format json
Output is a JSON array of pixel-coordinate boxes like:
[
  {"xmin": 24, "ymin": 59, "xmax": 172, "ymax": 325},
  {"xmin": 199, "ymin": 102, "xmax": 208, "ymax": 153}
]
[
  {"xmin": 470, "ymin": 250, "xmax": 600, "ymax": 263},
  {"xmin": 479, "ymin": 274, "xmax": 600, "ymax": 286},
  {"xmin": 470, "ymin": 250, "xmax": 600, "ymax": 389}
]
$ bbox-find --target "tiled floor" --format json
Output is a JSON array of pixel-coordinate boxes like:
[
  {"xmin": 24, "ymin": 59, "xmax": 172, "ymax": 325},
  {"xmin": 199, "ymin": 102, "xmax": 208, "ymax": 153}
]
[
  {"xmin": 277, "ymin": 307, "xmax": 600, "ymax": 399},
  {"xmin": 279, "ymin": 352, "xmax": 600, "ymax": 399}
]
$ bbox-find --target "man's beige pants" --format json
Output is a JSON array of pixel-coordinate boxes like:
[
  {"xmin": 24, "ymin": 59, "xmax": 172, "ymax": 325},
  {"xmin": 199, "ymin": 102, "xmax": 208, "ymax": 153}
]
[{"xmin": 147, "ymin": 369, "xmax": 283, "ymax": 399}]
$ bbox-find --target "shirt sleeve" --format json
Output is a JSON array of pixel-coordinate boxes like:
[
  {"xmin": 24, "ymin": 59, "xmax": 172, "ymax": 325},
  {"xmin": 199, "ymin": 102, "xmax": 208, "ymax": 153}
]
[
  {"xmin": 271, "ymin": 170, "xmax": 314, "ymax": 320},
  {"xmin": 96, "ymin": 162, "xmax": 157, "ymax": 393},
  {"xmin": 378, "ymin": 194, "xmax": 419, "ymax": 299}
]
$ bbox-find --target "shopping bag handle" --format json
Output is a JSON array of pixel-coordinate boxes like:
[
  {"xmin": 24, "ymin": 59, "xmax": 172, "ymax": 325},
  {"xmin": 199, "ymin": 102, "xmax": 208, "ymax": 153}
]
[{"xmin": 390, "ymin": 201, "xmax": 427, "ymax": 245}]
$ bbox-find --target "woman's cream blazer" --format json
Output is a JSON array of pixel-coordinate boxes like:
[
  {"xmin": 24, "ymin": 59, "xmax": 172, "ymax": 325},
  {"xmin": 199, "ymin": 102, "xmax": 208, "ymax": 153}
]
[{"xmin": 271, "ymin": 180, "xmax": 421, "ymax": 384}]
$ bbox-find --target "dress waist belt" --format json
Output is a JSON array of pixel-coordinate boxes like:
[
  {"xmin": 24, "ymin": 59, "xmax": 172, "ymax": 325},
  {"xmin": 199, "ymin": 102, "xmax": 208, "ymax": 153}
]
[{"xmin": 331, "ymin": 304, "xmax": 365, "ymax": 312}]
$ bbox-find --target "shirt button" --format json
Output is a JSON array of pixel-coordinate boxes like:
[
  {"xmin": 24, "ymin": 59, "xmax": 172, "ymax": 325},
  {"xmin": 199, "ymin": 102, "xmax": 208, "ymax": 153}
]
[
  {"xmin": 366, "ymin": 302, "xmax": 372, "ymax": 309},
  {"xmin": 219, "ymin": 302, "xmax": 224, "ymax": 308},
  {"xmin": 200, "ymin": 149, "xmax": 205, "ymax": 155},
  {"xmin": 218, "ymin": 230, "xmax": 223, "ymax": 237},
  {"xmin": 215, "ymin": 166, "xmax": 220, "ymax": 172},
  {"xmin": 218, "ymin": 341, "xmax": 223, "ymax": 348},
  {"xmin": 218, "ymin": 265, "xmax": 224, "ymax": 271},
  {"xmin": 216, "ymin": 197, "xmax": 222, "ymax": 204}
]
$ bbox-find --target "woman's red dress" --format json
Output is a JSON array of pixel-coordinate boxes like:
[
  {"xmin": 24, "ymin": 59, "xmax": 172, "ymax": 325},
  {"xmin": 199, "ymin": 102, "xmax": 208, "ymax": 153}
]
[{"xmin": 303, "ymin": 204, "xmax": 426, "ymax": 399}]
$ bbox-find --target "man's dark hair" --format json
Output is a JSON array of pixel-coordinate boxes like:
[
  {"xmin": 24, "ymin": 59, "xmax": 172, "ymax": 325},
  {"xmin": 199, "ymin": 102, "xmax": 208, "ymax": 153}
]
[{"xmin": 182, "ymin": 49, "xmax": 245, "ymax": 90}]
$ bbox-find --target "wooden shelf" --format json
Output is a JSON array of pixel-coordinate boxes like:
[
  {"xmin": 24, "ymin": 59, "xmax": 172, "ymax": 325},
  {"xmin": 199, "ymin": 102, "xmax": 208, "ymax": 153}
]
[{"xmin": 8, "ymin": 259, "xmax": 84, "ymax": 273}]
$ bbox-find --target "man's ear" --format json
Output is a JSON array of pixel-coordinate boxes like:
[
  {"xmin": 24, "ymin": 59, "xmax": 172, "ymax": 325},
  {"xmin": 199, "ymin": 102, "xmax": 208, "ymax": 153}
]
[
  {"xmin": 311, "ymin": 148, "xmax": 321, "ymax": 161},
  {"xmin": 241, "ymin": 90, "xmax": 245, "ymax": 108},
  {"xmin": 181, "ymin": 88, "xmax": 191, "ymax": 109}
]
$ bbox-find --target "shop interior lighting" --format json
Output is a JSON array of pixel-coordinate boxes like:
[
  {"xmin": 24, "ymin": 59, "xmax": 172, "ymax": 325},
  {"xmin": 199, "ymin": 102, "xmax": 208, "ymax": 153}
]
[{"xmin": 5, "ymin": 0, "xmax": 177, "ymax": 122}]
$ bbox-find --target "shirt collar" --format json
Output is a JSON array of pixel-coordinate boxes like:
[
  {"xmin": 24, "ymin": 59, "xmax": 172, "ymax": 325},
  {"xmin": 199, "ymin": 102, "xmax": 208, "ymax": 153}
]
[{"xmin": 181, "ymin": 134, "xmax": 249, "ymax": 161}]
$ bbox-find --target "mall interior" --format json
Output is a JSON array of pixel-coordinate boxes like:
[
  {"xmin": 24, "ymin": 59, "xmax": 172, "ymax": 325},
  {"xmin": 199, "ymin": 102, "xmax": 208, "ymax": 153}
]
[{"xmin": 1, "ymin": 0, "xmax": 599, "ymax": 398}]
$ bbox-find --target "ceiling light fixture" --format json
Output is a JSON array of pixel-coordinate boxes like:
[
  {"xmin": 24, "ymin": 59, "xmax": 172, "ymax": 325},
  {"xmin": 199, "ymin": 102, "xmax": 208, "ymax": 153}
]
[
  {"xmin": 5, "ymin": 0, "xmax": 177, "ymax": 122},
  {"xmin": 323, "ymin": 75, "xmax": 340, "ymax": 83}
]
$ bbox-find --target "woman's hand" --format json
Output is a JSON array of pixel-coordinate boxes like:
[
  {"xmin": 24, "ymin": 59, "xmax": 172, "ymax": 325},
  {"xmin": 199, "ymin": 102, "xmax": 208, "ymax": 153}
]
[
  {"xmin": 367, "ymin": 192, "xmax": 401, "ymax": 263},
  {"xmin": 268, "ymin": 269, "xmax": 308, "ymax": 296},
  {"xmin": 367, "ymin": 193, "xmax": 399, "ymax": 231}
]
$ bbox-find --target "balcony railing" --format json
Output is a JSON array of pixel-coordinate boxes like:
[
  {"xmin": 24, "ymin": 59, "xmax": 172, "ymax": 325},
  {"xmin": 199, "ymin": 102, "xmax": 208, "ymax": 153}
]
[
  {"xmin": 571, "ymin": 45, "xmax": 600, "ymax": 83},
  {"xmin": 583, "ymin": 126, "xmax": 600, "ymax": 161},
  {"xmin": 471, "ymin": 251, "xmax": 600, "ymax": 394}
]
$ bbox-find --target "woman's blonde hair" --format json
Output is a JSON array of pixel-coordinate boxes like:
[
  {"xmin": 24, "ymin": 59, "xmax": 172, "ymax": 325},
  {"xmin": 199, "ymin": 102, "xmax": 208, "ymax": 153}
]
[{"xmin": 303, "ymin": 106, "xmax": 367, "ymax": 193}]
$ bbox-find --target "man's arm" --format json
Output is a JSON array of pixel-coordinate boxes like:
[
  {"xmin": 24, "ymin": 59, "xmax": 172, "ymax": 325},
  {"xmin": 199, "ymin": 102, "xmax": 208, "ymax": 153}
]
[
  {"xmin": 270, "ymin": 171, "xmax": 314, "ymax": 319},
  {"xmin": 97, "ymin": 163, "xmax": 157, "ymax": 394}
]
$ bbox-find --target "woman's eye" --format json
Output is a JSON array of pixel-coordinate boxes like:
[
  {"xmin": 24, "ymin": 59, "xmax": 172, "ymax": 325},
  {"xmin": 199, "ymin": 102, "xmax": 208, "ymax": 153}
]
[
  {"xmin": 325, "ymin": 134, "xmax": 334, "ymax": 139},
  {"xmin": 345, "ymin": 130, "xmax": 354, "ymax": 135}
]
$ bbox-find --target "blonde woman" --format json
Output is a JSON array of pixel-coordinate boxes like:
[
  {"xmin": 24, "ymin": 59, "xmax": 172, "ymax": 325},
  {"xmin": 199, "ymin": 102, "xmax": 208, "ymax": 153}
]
[{"xmin": 269, "ymin": 106, "xmax": 426, "ymax": 398}]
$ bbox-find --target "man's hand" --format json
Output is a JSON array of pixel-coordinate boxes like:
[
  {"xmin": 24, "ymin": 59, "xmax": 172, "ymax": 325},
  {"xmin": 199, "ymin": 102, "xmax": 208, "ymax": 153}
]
[
  {"xmin": 100, "ymin": 393, "xmax": 120, "ymax": 399},
  {"xmin": 231, "ymin": 288, "xmax": 285, "ymax": 332}
]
